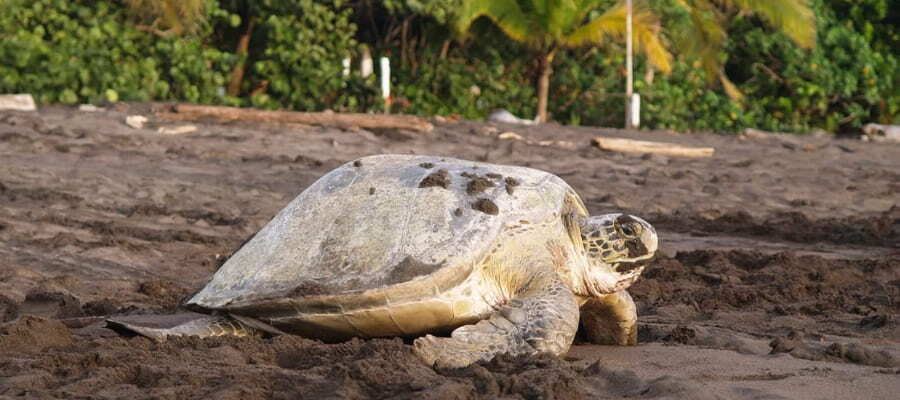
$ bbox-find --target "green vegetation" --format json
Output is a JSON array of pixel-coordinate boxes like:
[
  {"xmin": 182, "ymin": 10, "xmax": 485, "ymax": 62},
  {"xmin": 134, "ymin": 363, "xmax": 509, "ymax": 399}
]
[
  {"xmin": 233, "ymin": 0, "xmax": 364, "ymax": 111},
  {"xmin": 0, "ymin": 0, "xmax": 236, "ymax": 105},
  {"xmin": 0, "ymin": 0, "xmax": 895, "ymax": 133},
  {"xmin": 124, "ymin": 0, "xmax": 208, "ymax": 36},
  {"xmin": 660, "ymin": 0, "xmax": 816, "ymax": 100},
  {"xmin": 455, "ymin": 0, "xmax": 672, "ymax": 122}
]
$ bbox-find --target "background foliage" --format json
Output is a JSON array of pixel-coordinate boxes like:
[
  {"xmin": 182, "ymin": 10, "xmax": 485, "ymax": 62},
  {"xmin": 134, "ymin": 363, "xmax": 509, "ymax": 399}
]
[
  {"xmin": 221, "ymin": 0, "xmax": 369, "ymax": 111},
  {"xmin": 0, "ymin": 0, "xmax": 896, "ymax": 133},
  {"xmin": 0, "ymin": 0, "xmax": 237, "ymax": 105}
]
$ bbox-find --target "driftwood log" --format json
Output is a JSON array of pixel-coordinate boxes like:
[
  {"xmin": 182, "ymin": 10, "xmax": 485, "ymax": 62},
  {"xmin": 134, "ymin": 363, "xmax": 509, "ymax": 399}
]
[
  {"xmin": 159, "ymin": 104, "xmax": 434, "ymax": 132},
  {"xmin": 593, "ymin": 137, "xmax": 714, "ymax": 158}
]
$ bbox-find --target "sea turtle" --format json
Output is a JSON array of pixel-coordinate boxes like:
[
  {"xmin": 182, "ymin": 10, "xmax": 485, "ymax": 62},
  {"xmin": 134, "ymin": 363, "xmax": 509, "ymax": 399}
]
[{"xmin": 110, "ymin": 154, "xmax": 658, "ymax": 368}]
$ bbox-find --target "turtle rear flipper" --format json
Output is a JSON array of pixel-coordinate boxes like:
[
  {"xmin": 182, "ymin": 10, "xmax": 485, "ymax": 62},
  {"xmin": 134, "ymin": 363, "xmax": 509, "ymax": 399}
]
[{"xmin": 106, "ymin": 313, "xmax": 256, "ymax": 341}]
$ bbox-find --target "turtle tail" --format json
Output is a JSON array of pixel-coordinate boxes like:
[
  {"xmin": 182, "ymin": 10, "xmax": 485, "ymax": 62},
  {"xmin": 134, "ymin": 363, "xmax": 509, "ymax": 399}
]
[{"xmin": 106, "ymin": 315, "xmax": 255, "ymax": 341}]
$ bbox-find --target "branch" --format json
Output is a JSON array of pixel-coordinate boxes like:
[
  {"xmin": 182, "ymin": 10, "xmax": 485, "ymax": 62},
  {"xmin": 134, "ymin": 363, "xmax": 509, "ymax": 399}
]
[
  {"xmin": 160, "ymin": 104, "xmax": 434, "ymax": 132},
  {"xmin": 593, "ymin": 137, "xmax": 715, "ymax": 158}
]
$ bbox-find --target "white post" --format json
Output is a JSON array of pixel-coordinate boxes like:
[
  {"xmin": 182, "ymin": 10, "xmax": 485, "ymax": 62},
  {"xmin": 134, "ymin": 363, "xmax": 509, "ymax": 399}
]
[
  {"xmin": 625, "ymin": 0, "xmax": 634, "ymax": 129},
  {"xmin": 380, "ymin": 57, "xmax": 391, "ymax": 113},
  {"xmin": 342, "ymin": 57, "xmax": 351, "ymax": 77},
  {"xmin": 630, "ymin": 93, "xmax": 640, "ymax": 128},
  {"xmin": 360, "ymin": 47, "xmax": 373, "ymax": 78}
]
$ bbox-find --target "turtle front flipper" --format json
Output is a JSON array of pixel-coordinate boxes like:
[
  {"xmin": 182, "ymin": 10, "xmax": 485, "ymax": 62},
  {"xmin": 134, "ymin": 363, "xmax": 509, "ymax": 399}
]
[
  {"xmin": 106, "ymin": 314, "xmax": 255, "ymax": 341},
  {"xmin": 579, "ymin": 290, "xmax": 638, "ymax": 345},
  {"xmin": 413, "ymin": 278, "xmax": 579, "ymax": 369}
]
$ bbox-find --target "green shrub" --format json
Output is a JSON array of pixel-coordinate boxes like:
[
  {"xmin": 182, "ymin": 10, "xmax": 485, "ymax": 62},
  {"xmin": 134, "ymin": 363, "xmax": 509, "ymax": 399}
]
[
  {"xmin": 726, "ymin": 0, "xmax": 898, "ymax": 132},
  {"xmin": 392, "ymin": 42, "xmax": 536, "ymax": 120},
  {"xmin": 0, "ymin": 0, "xmax": 238, "ymax": 105},
  {"xmin": 380, "ymin": 0, "xmax": 896, "ymax": 132},
  {"xmin": 242, "ymin": 0, "xmax": 361, "ymax": 111}
]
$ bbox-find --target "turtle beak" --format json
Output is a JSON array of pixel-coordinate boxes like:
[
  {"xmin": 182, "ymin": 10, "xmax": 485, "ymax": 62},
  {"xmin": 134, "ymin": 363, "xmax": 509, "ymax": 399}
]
[
  {"xmin": 615, "ymin": 254, "xmax": 655, "ymax": 273},
  {"xmin": 631, "ymin": 215, "xmax": 658, "ymax": 255},
  {"xmin": 617, "ymin": 251, "xmax": 656, "ymax": 264}
]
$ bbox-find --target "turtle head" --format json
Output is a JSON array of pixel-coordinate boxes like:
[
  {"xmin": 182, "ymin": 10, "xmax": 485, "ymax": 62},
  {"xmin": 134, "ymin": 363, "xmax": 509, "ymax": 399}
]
[{"xmin": 576, "ymin": 214, "xmax": 658, "ymax": 296}]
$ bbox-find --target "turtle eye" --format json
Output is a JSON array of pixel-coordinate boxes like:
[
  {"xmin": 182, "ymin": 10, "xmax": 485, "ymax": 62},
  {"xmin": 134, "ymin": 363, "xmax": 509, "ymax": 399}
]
[{"xmin": 620, "ymin": 224, "xmax": 637, "ymax": 237}]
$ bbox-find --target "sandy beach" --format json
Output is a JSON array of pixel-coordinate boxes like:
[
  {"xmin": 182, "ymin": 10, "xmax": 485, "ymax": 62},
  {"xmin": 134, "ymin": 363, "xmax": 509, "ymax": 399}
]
[{"xmin": 1, "ymin": 104, "xmax": 897, "ymax": 399}]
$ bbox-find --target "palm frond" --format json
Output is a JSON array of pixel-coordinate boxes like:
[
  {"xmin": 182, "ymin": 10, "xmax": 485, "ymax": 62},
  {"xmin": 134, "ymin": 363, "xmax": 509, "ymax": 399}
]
[
  {"xmin": 125, "ymin": 0, "xmax": 206, "ymax": 35},
  {"xmin": 633, "ymin": 14, "xmax": 674, "ymax": 74},
  {"xmin": 563, "ymin": 2, "xmax": 673, "ymax": 73},
  {"xmin": 719, "ymin": 0, "xmax": 816, "ymax": 47},
  {"xmin": 674, "ymin": 0, "xmax": 815, "ymax": 98},
  {"xmin": 719, "ymin": 72, "xmax": 745, "ymax": 100},
  {"xmin": 569, "ymin": 0, "xmax": 609, "ymax": 26},
  {"xmin": 545, "ymin": 0, "xmax": 581, "ymax": 39},
  {"xmin": 673, "ymin": 0, "xmax": 727, "ymax": 82},
  {"xmin": 456, "ymin": 0, "xmax": 535, "ymax": 44},
  {"xmin": 528, "ymin": 0, "xmax": 552, "ymax": 33}
]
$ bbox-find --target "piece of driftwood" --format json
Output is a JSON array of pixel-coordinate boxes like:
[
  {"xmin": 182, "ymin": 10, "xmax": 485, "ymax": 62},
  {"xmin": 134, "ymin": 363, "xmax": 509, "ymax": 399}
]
[
  {"xmin": 0, "ymin": 94, "xmax": 36, "ymax": 111},
  {"xmin": 741, "ymin": 128, "xmax": 825, "ymax": 151},
  {"xmin": 593, "ymin": 137, "xmax": 714, "ymax": 158},
  {"xmin": 497, "ymin": 131, "xmax": 577, "ymax": 150},
  {"xmin": 160, "ymin": 104, "xmax": 434, "ymax": 132},
  {"xmin": 158, "ymin": 125, "xmax": 198, "ymax": 135}
]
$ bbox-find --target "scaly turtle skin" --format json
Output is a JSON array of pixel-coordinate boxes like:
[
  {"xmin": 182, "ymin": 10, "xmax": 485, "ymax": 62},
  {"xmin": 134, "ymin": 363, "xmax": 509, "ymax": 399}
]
[{"xmin": 109, "ymin": 154, "xmax": 658, "ymax": 368}]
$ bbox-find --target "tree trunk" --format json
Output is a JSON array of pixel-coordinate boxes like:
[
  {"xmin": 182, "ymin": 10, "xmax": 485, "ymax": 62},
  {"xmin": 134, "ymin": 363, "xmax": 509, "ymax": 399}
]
[
  {"xmin": 536, "ymin": 49, "xmax": 556, "ymax": 123},
  {"xmin": 227, "ymin": 17, "xmax": 256, "ymax": 97},
  {"xmin": 439, "ymin": 40, "xmax": 450, "ymax": 60}
]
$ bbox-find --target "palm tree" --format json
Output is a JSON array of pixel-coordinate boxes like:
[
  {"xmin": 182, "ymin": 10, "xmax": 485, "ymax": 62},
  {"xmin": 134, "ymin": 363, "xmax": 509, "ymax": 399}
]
[
  {"xmin": 666, "ymin": 0, "xmax": 816, "ymax": 99},
  {"xmin": 456, "ymin": 0, "xmax": 673, "ymax": 123}
]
